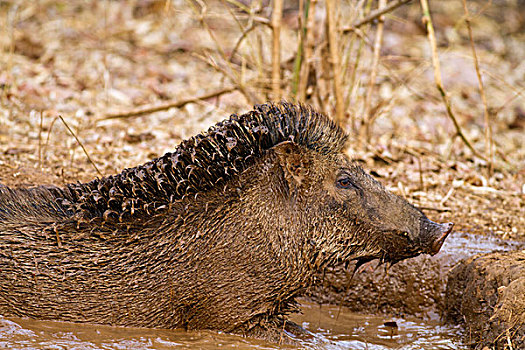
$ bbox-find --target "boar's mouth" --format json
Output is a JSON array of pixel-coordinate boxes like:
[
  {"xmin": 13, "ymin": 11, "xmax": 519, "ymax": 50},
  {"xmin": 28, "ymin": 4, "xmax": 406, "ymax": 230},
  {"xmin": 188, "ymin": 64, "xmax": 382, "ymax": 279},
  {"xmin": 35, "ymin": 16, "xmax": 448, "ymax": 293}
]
[
  {"xmin": 426, "ymin": 221, "xmax": 454, "ymax": 256},
  {"xmin": 353, "ymin": 221, "xmax": 454, "ymax": 267},
  {"xmin": 334, "ymin": 221, "xmax": 454, "ymax": 270}
]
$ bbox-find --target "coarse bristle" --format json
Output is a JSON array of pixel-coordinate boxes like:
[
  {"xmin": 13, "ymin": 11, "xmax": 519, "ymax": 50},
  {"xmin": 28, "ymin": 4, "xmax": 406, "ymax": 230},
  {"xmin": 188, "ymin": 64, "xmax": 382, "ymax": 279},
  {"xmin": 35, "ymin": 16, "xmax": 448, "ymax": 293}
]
[{"xmin": 2, "ymin": 102, "xmax": 347, "ymax": 223}]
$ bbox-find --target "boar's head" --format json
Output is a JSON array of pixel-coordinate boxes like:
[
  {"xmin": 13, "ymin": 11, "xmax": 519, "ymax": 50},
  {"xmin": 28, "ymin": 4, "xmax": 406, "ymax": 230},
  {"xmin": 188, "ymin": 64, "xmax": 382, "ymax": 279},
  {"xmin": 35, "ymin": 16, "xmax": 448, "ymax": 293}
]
[{"xmin": 271, "ymin": 140, "xmax": 453, "ymax": 268}]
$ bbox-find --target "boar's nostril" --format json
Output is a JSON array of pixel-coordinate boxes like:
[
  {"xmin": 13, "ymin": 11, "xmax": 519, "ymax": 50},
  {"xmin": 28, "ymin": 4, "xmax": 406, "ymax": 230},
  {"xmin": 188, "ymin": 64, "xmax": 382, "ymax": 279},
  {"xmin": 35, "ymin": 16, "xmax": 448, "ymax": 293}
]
[{"xmin": 428, "ymin": 222, "xmax": 454, "ymax": 256}]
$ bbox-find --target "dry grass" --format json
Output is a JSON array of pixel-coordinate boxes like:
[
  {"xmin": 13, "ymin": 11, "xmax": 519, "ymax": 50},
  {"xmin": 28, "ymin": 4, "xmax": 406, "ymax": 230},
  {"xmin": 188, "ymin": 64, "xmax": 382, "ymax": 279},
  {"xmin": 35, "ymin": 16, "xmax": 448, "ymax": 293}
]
[{"xmin": 0, "ymin": 0, "xmax": 523, "ymax": 240}]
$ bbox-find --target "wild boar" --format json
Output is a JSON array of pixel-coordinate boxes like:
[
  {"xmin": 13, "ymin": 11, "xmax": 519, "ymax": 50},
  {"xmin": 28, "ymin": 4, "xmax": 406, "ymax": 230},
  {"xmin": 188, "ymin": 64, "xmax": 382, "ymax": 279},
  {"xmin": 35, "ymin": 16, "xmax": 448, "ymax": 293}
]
[{"xmin": 0, "ymin": 102, "xmax": 452, "ymax": 341}]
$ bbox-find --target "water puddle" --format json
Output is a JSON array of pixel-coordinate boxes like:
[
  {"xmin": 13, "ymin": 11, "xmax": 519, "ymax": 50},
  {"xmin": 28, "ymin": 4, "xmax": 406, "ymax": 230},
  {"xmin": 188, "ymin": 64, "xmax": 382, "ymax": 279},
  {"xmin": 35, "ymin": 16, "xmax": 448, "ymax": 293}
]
[
  {"xmin": 291, "ymin": 301, "xmax": 464, "ymax": 349},
  {"xmin": 1, "ymin": 301, "xmax": 463, "ymax": 349},
  {"xmin": 441, "ymin": 231, "xmax": 524, "ymax": 255},
  {"xmin": 0, "ymin": 316, "xmax": 281, "ymax": 350}
]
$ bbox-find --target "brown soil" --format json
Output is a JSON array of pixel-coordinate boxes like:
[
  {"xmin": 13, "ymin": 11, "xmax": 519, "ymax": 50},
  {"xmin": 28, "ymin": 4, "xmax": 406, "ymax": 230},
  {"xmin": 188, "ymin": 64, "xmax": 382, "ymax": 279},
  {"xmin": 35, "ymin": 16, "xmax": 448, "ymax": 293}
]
[{"xmin": 445, "ymin": 251, "xmax": 525, "ymax": 349}]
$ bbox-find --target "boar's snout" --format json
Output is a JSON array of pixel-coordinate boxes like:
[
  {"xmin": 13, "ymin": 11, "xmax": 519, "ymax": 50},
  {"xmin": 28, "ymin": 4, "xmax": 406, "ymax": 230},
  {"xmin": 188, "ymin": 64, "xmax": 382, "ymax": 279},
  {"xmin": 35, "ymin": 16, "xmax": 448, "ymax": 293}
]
[{"xmin": 420, "ymin": 220, "xmax": 454, "ymax": 256}]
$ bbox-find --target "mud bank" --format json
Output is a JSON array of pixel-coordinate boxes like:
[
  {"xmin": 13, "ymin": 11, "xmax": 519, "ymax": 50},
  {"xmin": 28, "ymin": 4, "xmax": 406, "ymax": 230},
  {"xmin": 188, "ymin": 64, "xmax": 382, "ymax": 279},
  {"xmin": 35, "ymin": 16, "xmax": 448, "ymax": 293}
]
[
  {"xmin": 306, "ymin": 232, "xmax": 524, "ymax": 319},
  {"xmin": 445, "ymin": 251, "xmax": 525, "ymax": 349}
]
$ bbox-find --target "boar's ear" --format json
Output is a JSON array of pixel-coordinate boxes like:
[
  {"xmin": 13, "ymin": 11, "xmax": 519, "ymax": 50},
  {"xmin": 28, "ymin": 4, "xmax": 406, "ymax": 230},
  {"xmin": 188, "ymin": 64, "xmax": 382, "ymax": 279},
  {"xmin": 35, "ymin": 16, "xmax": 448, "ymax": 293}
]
[{"xmin": 272, "ymin": 141, "xmax": 311, "ymax": 187}]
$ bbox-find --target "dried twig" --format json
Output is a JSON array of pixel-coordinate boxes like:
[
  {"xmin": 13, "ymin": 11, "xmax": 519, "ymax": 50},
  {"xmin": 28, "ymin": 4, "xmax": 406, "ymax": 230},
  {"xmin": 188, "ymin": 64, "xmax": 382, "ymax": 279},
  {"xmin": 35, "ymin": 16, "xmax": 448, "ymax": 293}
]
[
  {"xmin": 271, "ymin": 0, "xmax": 284, "ymax": 100},
  {"xmin": 196, "ymin": 53, "xmax": 259, "ymax": 104},
  {"xmin": 253, "ymin": 16, "xmax": 271, "ymax": 26},
  {"xmin": 58, "ymin": 115, "xmax": 102, "ymax": 177},
  {"xmin": 189, "ymin": 2, "xmax": 253, "ymax": 102},
  {"xmin": 6, "ymin": 3, "xmax": 19, "ymax": 76},
  {"xmin": 325, "ymin": 0, "xmax": 345, "ymax": 123},
  {"xmin": 419, "ymin": 206, "xmax": 451, "ymax": 212},
  {"xmin": 343, "ymin": 0, "xmax": 412, "ymax": 32},
  {"xmin": 37, "ymin": 111, "xmax": 43, "ymax": 170},
  {"xmin": 345, "ymin": 0, "xmax": 373, "ymax": 129},
  {"xmin": 291, "ymin": 0, "xmax": 309, "ymax": 98},
  {"xmin": 224, "ymin": 0, "xmax": 268, "ymax": 64},
  {"xmin": 100, "ymin": 86, "xmax": 237, "ymax": 121},
  {"xmin": 228, "ymin": 22, "xmax": 258, "ymax": 62},
  {"xmin": 380, "ymin": 58, "xmax": 437, "ymax": 102},
  {"xmin": 297, "ymin": 0, "xmax": 317, "ymax": 102},
  {"xmin": 419, "ymin": 0, "xmax": 485, "ymax": 160},
  {"xmin": 483, "ymin": 70, "xmax": 525, "ymax": 118},
  {"xmin": 439, "ymin": 186, "xmax": 455, "ymax": 206},
  {"xmin": 42, "ymin": 116, "xmax": 59, "ymax": 167},
  {"xmin": 223, "ymin": 0, "xmax": 251, "ymax": 13},
  {"xmin": 190, "ymin": 2, "xmax": 227, "ymax": 60},
  {"xmin": 461, "ymin": 0, "xmax": 493, "ymax": 174},
  {"xmin": 415, "ymin": 155, "xmax": 424, "ymax": 191},
  {"xmin": 360, "ymin": 0, "xmax": 386, "ymax": 145}
]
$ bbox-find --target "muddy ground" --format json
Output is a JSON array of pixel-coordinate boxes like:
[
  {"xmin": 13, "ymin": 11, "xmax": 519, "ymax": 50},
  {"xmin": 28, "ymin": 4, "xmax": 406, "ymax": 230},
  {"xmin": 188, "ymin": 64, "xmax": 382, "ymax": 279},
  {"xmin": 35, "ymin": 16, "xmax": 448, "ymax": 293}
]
[{"xmin": 446, "ymin": 251, "xmax": 525, "ymax": 349}]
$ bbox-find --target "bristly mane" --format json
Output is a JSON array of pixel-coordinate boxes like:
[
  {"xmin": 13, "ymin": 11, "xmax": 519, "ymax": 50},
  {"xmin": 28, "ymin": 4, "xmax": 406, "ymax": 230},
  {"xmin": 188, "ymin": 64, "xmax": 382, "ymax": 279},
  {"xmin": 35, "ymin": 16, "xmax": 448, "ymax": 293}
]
[{"xmin": 3, "ymin": 102, "xmax": 347, "ymax": 222}]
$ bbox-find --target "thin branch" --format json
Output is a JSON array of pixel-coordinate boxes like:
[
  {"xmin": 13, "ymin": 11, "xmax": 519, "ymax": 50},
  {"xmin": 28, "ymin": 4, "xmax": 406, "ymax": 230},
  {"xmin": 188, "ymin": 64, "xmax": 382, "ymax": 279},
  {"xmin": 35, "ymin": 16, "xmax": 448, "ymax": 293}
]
[
  {"xmin": 415, "ymin": 155, "xmax": 424, "ymax": 191},
  {"xmin": 419, "ymin": 0, "xmax": 485, "ymax": 160},
  {"xmin": 43, "ymin": 116, "xmax": 59, "ymax": 166},
  {"xmin": 360, "ymin": 0, "xmax": 386, "ymax": 146},
  {"xmin": 228, "ymin": 22, "xmax": 258, "ymax": 62},
  {"xmin": 223, "ymin": 0, "xmax": 251, "ymax": 13},
  {"xmin": 343, "ymin": 0, "xmax": 412, "ymax": 32},
  {"xmin": 223, "ymin": 0, "xmax": 268, "ymax": 63},
  {"xmin": 196, "ymin": 53, "xmax": 259, "ymax": 104},
  {"xmin": 188, "ymin": 1, "xmax": 251, "ymax": 102},
  {"xmin": 345, "ymin": 0, "xmax": 373, "ymax": 131},
  {"xmin": 100, "ymin": 86, "xmax": 237, "ymax": 121},
  {"xmin": 291, "ymin": 0, "xmax": 309, "ymax": 98},
  {"xmin": 418, "ymin": 206, "xmax": 451, "ymax": 212},
  {"xmin": 37, "ymin": 111, "xmax": 43, "ymax": 170},
  {"xmin": 482, "ymin": 70, "xmax": 525, "ymax": 99},
  {"xmin": 271, "ymin": 0, "xmax": 284, "ymax": 100},
  {"xmin": 326, "ymin": 0, "xmax": 345, "ymax": 123},
  {"xmin": 297, "ymin": 0, "xmax": 317, "ymax": 102},
  {"xmin": 58, "ymin": 115, "xmax": 102, "ymax": 177},
  {"xmin": 482, "ymin": 69, "xmax": 525, "ymax": 115},
  {"xmin": 253, "ymin": 16, "xmax": 271, "ymax": 26},
  {"xmin": 462, "ymin": 0, "xmax": 493, "ymax": 173}
]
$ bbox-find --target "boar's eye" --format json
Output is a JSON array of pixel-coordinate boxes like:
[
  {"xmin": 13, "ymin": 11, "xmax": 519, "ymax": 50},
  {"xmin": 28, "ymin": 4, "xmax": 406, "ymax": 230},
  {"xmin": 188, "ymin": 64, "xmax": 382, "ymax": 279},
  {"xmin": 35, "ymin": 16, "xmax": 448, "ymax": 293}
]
[
  {"xmin": 395, "ymin": 230, "xmax": 411, "ymax": 240},
  {"xmin": 336, "ymin": 177, "xmax": 357, "ymax": 190}
]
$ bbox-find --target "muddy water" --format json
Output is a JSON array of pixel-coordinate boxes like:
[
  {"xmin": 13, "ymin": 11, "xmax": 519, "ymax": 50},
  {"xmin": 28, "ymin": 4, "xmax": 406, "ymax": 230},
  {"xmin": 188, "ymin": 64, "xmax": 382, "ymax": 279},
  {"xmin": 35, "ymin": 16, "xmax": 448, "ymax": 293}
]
[
  {"xmin": 440, "ymin": 231, "xmax": 524, "ymax": 255},
  {"xmin": 1, "ymin": 301, "xmax": 463, "ymax": 350},
  {"xmin": 290, "ymin": 301, "xmax": 463, "ymax": 349}
]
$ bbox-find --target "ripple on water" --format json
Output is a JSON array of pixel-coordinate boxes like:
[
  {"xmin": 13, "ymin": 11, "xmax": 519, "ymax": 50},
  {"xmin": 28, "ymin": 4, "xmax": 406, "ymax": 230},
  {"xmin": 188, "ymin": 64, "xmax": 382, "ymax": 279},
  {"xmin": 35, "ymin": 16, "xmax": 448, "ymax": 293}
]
[
  {"xmin": 2, "ymin": 302, "xmax": 464, "ymax": 350},
  {"xmin": 290, "ymin": 301, "xmax": 465, "ymax": 350}
]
